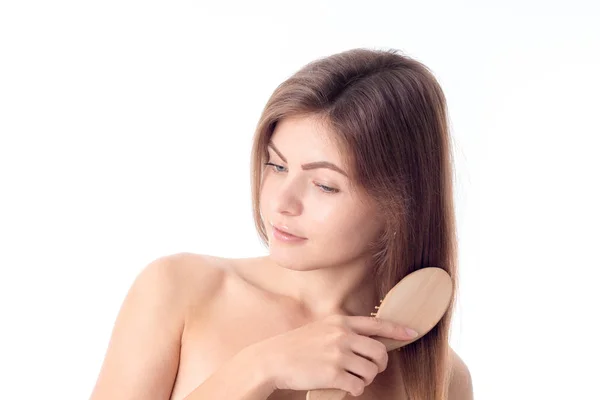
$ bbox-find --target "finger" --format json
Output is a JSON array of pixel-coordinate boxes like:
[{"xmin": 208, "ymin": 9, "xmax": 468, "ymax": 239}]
[
  {"xmin": 334, "ymin": 372, "xmax": 365, "ymax": 398},
  {"xmin": 346, "ymin": 315, "xmax": 419, "ymax": 341},
  {"xmin": 338, "ymin": 352, "xmax": 380, "ymax": 386},
  {"xmin": 347, "ymin": 334, "xmax": 389, "ymax": 372}
]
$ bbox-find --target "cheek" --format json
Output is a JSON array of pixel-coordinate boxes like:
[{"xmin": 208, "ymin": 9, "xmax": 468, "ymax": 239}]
[
  {"xmin": 310, "ymin": 203, "xmax": 338, "ymax": 225},
  {"xmin": 320, "ymin": 207, "xmax": 382, "ymax": 244},
  {"xmin": 259, "ymin": 179, "xmax": 274, "ymax": 209},
  {"xmin": 259, "ymin": 174, "xmax": 283, "ymax": 205},
  {"xmin": 258, "ymin": 186, "xmax": 270, "ymax": 223},
  {"xmin": 314, "ymin": 207, "xmax": 367, "ymax": 240}
]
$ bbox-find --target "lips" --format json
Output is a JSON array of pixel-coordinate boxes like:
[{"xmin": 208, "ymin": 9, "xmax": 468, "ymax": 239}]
[{"xmin": 271, "ymin": 222, "xmax": 305, "ymax": 239}]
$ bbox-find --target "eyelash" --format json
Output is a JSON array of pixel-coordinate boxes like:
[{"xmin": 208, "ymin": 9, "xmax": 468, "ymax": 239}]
[{"xmin": 264, "ymin": 162, "xmax": 340, "ymax": 194}]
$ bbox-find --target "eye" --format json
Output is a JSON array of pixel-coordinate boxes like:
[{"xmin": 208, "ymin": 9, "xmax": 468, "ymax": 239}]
[
  {"xmin": 265, "ymin": 162, "xmax": 340, "ymax": 194},
  {"xmin": 316, "ymin": 183, "xmax": 340, "ymax": 194},
  {"xmin": 264, "ymin": 162, "xmax": 286, "ymax": 173}
]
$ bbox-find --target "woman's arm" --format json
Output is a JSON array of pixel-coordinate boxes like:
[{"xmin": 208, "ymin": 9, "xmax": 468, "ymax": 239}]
[
  {"xmin": 89, "ymin": 254, "xmax": 189, "ymax": 400},
  {"xmin": 89, "ymin": 253, "xmax": 276, "ymax": 400}
]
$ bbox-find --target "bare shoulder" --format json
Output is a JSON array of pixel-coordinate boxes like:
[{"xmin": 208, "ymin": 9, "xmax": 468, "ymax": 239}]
[
  {"xmin": 89, "ymin": 252, "xmax": 227, "ymax": 400},
  {"xmin": 447, "ymin": 347, "xmax": 474, "ymax": 400},
  {"xmin": 130, "ymin": 252, "xmax": 228, "ymax": 311},
  {"xmin": 169, "ymin": 252, "xmax": 228, "ymax": 294}
]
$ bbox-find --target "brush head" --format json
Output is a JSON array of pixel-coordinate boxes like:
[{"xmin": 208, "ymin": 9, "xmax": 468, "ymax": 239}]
[{"xmin": 306, "ymin": 267, "xmax": 453, "ymax": 400}]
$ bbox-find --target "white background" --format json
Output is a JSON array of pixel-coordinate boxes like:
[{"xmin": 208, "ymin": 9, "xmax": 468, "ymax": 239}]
[{"xmin": 1, "ymin": 1, "xmax": 599, "ymax": 399}]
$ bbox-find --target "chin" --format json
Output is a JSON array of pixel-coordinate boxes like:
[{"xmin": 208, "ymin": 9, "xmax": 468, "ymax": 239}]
[{"xmin": 268, "ymin": 248, "xmax": 320, "ymax": 271}]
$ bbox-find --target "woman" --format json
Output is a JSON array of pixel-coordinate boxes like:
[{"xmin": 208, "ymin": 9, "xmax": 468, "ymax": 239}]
[{"xmin": 90, "ymin": 48, "xmax": 473, "ymax": 400}]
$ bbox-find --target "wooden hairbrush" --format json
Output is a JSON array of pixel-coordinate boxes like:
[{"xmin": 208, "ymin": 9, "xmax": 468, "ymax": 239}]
[{"xmin": 305, "ymin": 267, "xmax": 453, "ymax": 400}]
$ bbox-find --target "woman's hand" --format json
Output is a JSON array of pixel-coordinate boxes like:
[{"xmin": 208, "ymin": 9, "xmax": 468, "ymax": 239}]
[{"xmin": 249, "ymin": 314, "xmax": 419, "ymax": 397}]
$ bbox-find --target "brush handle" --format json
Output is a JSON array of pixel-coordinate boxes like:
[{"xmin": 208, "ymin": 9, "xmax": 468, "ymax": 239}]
[
  {"xmin": 306, "ymin": 267, "xmax": 452, "ymax": 400},
  {"xmin": 305, "ymin": 388, "xmax": 348, "ymax": 400}
]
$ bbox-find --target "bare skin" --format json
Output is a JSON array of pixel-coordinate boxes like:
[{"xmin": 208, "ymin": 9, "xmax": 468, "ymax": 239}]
[
  {"xmin": 89, "ymin": 253, "xmax": 472, "ymax": 400},
  {"xmin": 90, "ymin": 114, "xmax": 473, "ymax": 399},
  {"xmin": 170, "ymin": 254, "xmax": 408, "ymax": 400}
]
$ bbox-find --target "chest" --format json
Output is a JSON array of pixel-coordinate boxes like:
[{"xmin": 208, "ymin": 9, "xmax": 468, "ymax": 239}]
[{"xmin": 169, "ymin": 282, "xmax": 405, "ymax": 400}]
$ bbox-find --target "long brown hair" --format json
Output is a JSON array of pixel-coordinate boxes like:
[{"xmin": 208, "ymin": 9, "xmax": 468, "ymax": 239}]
[{"xmin": 249, "ymin": 48, "xmax": 459, "ymax": 400}]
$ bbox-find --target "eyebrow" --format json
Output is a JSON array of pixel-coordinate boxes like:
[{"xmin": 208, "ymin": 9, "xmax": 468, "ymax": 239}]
[{"xmin": 267, "ymin": 142, "xmax": 348, "ymax": 177}]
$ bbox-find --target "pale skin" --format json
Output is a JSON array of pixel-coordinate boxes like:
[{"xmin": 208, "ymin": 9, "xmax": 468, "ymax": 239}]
[{"xmin": 89, "ymin": 115, "xmax": 474, "ymax": 400}]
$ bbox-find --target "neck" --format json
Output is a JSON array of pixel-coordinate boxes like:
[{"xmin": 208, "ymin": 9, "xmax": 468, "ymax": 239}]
[{"xmin": 262, "ymin": 254, "xmax": 380, "ymax": 320}]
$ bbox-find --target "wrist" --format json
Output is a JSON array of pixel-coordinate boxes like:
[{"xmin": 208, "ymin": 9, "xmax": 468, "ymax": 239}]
[{"xmin": 235, "ymin": 344, "xmax": 278, "ymax": 396}]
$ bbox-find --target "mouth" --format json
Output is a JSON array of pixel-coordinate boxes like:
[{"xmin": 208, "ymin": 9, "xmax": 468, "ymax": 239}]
[{"xmin": 270, "ymin": 222, "xmax": 307, "ymax": 240}]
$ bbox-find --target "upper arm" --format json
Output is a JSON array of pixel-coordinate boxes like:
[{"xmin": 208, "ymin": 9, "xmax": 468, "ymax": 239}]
[
  {"xmin": 89, "ymin": 253, "xmax": 194, "ymax": 400},
  {"xmin": 448, "ymin": 348, "xmax": 474, "ymax": 400}
]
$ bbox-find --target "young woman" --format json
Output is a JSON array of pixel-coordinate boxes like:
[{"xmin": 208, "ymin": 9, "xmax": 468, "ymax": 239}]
[{"xmin": 90, "ymin": 48, "xmax": 473, "ymax": 400}]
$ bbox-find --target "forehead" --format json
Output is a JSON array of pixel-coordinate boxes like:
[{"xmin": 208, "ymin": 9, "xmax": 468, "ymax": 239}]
[{"xmin": 269, "ymin": 115, "xmax": 342, "ymax": 162}]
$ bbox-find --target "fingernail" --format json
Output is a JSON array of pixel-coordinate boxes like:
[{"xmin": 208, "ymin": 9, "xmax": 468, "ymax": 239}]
[{"xmin": 405, "ymin": 328, "xmax": 419, "ymax": 338}]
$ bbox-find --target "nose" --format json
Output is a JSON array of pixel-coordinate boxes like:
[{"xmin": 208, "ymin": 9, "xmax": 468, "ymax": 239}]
[{"xmin": 272, "ymin": 175, "xmax": 304, "ymax": 216}]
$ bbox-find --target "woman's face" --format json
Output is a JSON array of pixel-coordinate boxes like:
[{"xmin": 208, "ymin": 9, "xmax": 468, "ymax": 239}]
[{"xmin": 259, "ymin": 114, "xmax": 384, "ymax": 271}]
